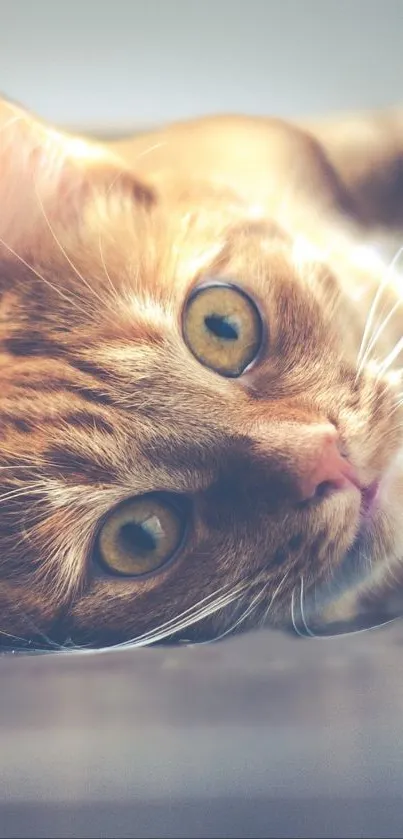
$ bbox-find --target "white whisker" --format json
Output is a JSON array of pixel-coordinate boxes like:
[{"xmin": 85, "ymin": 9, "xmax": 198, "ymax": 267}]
[
  {"xmin": 290, "ymin": 586, "xmax": 306, "ymax": 637},
  {"xmin": 0, "ymin": 628, "xmax": 32, "ymax": 644},
  {"xmin": 356, "ymin": 245, "xmax": 403, "ymax": 379},
  {"xmin": 33, "ymin": 182, "xmax": 107, "ymax": 308},
  {"xmin": 135, "ymin": 141, "xmax": 167, "ymax": 161},
  {"xmin": 0, "ymin": 236, "xmax": 87, "ymax": 315},
  {"xmin": 202, "ymin": 575, "xmax": 269, "ymax": 644},
  {"xmin": 112, "ymin": 578, "xmax": 248, "ymax": 649},
  {"xmin": 313, "ymin": 615, "xmax": 399, "ymax": 640},
  {"xmin": 98, "ymin": 234, "xmax": 120, "ymax": 302},
  {"xmin": 0, "ymin": 484, "xmax": 46, "ymax": 503},
  {"xmin": 299, "ymin": 575, "xmax": 316, "ymax": 637},
  {"xmin": 377, "ymin": 336, "xmax": 403, "ymax": 378},
  {"xmin": 122, "ymin": 587, "xmax": 245, "ymax": 648},
  {"xmin": 261, "ymin": 568, "xmax": 290, "ymax": 625}
]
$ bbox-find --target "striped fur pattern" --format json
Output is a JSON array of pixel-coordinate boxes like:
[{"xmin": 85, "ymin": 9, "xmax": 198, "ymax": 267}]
[{"xmin": 0, "ymin": 101, "xmax": 403, "ymax": 648}]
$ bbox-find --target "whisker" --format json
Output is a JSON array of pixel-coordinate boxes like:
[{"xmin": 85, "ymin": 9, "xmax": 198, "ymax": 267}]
[
  {"xmin": 0, "ymin": 628, "xmax": 33, "ymax": 644},
  {"xmin": 261, "ymin": 568, "xmax": 290, "ymax": 625},
  {"xmin": 101, "ymin": 562, "xmax": 284, "ymax": 651},
  {"xmin": 360, "ymin": 298, "xmax": 403, "ymax": 377},
  {"xmin": 18, "ymin": 614, "xmax": 67, "ymax": 651},
  {"xmin": 212, "ymin": 566, "xmax": 293, "ymax": 645},
  {"xmin": 290, "ymin": 586, "xmax": 307, "ymax": 637},
  {"xmin": 110, "ymin": 578, "xmax": 248, "ymax": 649},
  {"xmin": 356, "ymin": 245, "xmax": 403, "ymax": 379},
  {"xmin": 202, "ymin": 575, "xmax": 270, "ymax": 644},
  {"xmin": 98, "ymin": 234, "xmax": 120, "ymax": 302},
  {"xmin": 377, "ymin": 336, "xmax": 403, "ymax": 378},
  {"xmin": 0, "ymin": 484, "xmax": 46, "ymax": 503},
  {"xmin": 40, "ymin": 585, "xmax": 248, "ymax": 655},
  {"xmin": 33, "ymin": 182, "xmax": 107, "ymax": 308},
  {"xmin": 299, "ymin": 575, "xmax": 316, "ymax": 637},
  {"xmin": 312, "ymin": 615, "xmax": 399, "ymax": 640},
  {"xmin": 120, "ymin": 587, "xmax": 246, "ymax": 648},
  {"xmin": 135, "ymin": 141, "xmax": 167, "ymax": 161},
  {"xmin": 0, "ymin": 236, "xmax": 87, "ymax": 315}
]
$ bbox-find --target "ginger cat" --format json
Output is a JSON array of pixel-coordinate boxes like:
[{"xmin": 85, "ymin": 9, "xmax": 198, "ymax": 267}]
[{"xmin": 0, "ymin": 97, "xmax": 403, "ymax": 648}]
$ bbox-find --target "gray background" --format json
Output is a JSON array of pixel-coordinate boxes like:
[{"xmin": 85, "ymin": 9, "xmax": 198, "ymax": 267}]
[{"xmin": 1, "ymin": 0, "xmax": 402, "ymax": 132}]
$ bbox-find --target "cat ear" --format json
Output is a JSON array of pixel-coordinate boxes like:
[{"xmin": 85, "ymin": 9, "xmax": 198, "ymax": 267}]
[{"xmin": 0, "ymin": 98, "xmax": 155, "ymax": 253}]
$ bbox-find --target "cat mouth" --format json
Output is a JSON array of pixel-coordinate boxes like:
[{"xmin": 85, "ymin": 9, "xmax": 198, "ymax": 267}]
[
  {"xmin": 333, "ymin": 480, "xmax": 379, "ymax": 566},
  {"xmin": 343, "ymin": 480, "xmax": 380, "ymax": 561}
]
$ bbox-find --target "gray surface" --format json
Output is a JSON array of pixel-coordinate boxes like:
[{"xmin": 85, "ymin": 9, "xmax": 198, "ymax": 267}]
[
  {"xmin": 1, "ymin": 0, "xmax": 403, "ymax": 130},
  {"xmin": 1, "ymin": 624, "xmax": 403, "ymax": 838}
]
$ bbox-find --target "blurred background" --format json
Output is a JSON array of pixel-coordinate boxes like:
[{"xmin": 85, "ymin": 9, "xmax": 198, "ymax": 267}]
[{"xmin": 1, "ymin": 0, "xmax": 402, "ymax": 134}]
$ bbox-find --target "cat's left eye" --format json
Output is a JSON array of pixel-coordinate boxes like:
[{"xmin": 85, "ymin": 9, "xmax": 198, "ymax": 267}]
[
  {"xmin": 95, "ymin": 494, "xmax": 187, "ymax": 577},
  {"xmin": 182, "ymin": 280, "xmax": 263, "ymax": 377}
]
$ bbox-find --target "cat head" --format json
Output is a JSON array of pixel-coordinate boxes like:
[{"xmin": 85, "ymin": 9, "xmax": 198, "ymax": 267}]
[{"xmin": 0, "ymin": 100, "xmax": 402, "ymax": 649}]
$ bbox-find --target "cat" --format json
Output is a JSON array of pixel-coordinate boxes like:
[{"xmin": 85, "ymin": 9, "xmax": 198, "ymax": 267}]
[{"xmin": 1, "ymin": 97, "xmax": 403, "ymax": 649}]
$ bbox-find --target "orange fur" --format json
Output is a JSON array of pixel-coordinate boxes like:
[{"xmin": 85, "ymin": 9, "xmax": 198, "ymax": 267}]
[{"xmin": 0, "ymin": 100, "xmax": 402, "ymax": 647}]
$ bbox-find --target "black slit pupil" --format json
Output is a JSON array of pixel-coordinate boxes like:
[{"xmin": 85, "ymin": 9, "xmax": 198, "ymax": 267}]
[
  {"xmin": 119, "ymin": 522, "xmax": 156, "ymax": 554},
  {"xmin": 204, "ymin": 314, "xmax": 238, "ymax": 340}
]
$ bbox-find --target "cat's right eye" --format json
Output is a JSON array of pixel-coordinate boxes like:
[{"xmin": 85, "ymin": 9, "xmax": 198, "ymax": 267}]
[
  {"xmin": 95, "ymin": 494, "xmax": 187, "ymax": 577},
  {"xmin": 182, "ymin": 280, "xmax": 264, "ymax": 377}
]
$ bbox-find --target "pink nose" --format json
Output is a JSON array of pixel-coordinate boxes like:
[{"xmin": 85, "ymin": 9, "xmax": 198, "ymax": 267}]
[{"xmin": 296, "ymin": 425, "xmax": 359, "ymax": 502}]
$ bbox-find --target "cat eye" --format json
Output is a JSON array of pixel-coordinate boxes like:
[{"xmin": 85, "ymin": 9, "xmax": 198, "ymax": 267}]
[
  {"xmin": 182, "ymin": 280, "xmax": 263, "ymax": 377},
  {"xmin": 96, "ymin": 494, "xmax": 187, "ymax": 577}
]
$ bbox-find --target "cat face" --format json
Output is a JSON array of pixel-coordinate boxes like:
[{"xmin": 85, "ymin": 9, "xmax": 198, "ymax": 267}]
[{"xmin": 0, "ymin": 102, "xmax": 402, "ymax": 648}]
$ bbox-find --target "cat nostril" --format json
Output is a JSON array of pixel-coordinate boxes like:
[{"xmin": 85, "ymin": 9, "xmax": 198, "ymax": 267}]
[
  {"xmin": 296, "ymin": 481, "xmax": 336, "ymax": 508},
  {"xmin": 294, "ymin": 425, "xmax": 359, "ymax": 504},
  {"xmin": 314, "ymin": 480, "xmax": 335, "ymax": 500}
]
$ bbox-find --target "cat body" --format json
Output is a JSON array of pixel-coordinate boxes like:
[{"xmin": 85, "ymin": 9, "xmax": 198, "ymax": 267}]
[{"xmin": 0, "ymin": 99, "xmax": 403, "ymax": 647}]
